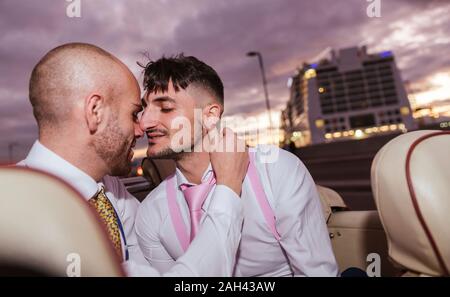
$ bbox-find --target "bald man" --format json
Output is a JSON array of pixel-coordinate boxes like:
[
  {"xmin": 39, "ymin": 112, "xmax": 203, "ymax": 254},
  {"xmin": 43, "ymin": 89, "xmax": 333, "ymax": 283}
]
[{"xmin": 18, "ymin": 43, "xmax": 246, "ymax": 276}]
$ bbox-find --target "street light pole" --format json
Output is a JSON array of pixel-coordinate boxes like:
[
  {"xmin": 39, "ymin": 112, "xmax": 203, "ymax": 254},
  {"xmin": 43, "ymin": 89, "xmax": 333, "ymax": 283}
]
[{"xmin": 247, "ymin": 51, "xmax": 273, "ymax": 131}]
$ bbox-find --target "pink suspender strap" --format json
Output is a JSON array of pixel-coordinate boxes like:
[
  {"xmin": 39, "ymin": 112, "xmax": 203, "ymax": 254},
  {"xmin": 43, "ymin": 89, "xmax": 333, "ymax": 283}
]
[
  {"xmin": 248, "ymin": 152, "xmax": 281, "ymax": 241},
  {"xmin": 166, "ymin": 151, "xmax": 281, "ymax": 252},
  {"xmin": 166, "ymin": 174, "xmax": 190, "ymax": 252}
]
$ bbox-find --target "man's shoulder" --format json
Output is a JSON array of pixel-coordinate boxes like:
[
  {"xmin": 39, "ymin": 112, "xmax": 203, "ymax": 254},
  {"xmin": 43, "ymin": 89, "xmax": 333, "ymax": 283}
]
[{"xmin": 253, "ymin": 144, "xmax": 302, "ymax": 170}]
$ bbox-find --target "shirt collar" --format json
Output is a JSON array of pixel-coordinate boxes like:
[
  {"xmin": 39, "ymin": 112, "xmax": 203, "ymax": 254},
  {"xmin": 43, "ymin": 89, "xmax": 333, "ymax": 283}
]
[
  {"xmin": 22, "ymin": 140, "xmax": 100, "ymax": 200},
  {"xmin": 175, "ymin": 163, "xmax": 213, "ymax": 189}
]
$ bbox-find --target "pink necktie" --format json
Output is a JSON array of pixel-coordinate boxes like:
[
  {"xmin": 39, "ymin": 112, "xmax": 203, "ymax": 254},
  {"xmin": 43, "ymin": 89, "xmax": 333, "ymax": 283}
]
[{"xmin": 180, "ymin": 174, "xmax": 216, "ymax": 241}]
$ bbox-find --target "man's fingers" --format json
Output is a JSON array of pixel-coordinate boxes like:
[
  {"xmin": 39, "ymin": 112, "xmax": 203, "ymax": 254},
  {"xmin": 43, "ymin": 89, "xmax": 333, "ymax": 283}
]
[
  {"xmin": 223, "ymin": 127, "xmax": 235, "ymax": 137},
  {"xmin": 207, "ymin": 125, "xmax": 220, "ymax": 142},
  {"xmin": 205, "ymin": 117, "xmax": 221, "ymax": 152},
  {"xmin": 208, "ymin": 127, "xmax": 248, "ymax": 153}
]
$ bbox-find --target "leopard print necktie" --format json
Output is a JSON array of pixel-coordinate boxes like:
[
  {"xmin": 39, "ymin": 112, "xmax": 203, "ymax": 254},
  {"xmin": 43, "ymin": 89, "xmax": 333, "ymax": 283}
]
[{"xmin": 89, "ymin": 187, "xmax": 123, "ymax": 259}]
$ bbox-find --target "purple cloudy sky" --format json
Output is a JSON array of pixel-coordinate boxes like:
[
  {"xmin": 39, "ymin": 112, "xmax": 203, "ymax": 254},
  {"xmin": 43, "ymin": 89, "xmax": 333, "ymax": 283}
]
[{"xmin": 1, "ymin": 0, "xmax": 449, "ymax": 162}]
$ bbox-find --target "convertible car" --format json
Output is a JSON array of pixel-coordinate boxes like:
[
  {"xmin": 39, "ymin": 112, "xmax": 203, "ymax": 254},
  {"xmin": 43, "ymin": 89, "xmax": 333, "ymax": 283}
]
[{"xmin": 0, "ymin": 130, "xmax": 448, "ymax": 276}]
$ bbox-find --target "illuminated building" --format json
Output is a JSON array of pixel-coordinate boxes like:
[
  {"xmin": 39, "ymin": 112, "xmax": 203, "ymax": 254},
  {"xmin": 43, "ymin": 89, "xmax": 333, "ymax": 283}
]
[{"xmin": 281, "ymin": 46, "xmax": 416, "ymax": 145}]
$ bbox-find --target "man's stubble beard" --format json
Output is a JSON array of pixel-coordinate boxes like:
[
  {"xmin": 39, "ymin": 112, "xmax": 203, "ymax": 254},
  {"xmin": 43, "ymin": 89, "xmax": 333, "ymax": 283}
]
[
  {"xmin": 94, "ymin": 115, "xmax": 132, "ymax": 176},
  {"xmin": 150, "ymin": 125, "xmax": 204, "ymax": 161}
]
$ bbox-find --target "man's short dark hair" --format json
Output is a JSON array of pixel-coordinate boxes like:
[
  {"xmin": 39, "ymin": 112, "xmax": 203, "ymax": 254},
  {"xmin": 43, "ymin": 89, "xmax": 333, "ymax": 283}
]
[{"xmin": 141, "ymin": 54, "xmax": 224, "ymax": 105}]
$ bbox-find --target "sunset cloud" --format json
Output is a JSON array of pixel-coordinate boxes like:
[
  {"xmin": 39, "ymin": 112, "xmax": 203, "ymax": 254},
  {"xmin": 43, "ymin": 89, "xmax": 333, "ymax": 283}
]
[{"xmin": 0, "ymin": 0, "xmax": 449, "ymax": 161}]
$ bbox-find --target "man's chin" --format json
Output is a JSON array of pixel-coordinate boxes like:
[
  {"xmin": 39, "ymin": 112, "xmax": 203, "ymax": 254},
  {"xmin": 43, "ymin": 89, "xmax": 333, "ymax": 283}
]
[{"xmin": 147, "ymin": 147, "xmax": 182, "ymax": 160}]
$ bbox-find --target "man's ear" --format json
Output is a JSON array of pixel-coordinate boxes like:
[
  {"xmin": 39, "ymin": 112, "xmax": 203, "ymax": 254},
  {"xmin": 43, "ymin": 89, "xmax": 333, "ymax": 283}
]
[
  {"xmin": 84, "ymin": 93, "xmax": 105, "ymax": 133},
  {"xmin": 202, "ymin": 102, "xmax": 222, "ymax": 132}
]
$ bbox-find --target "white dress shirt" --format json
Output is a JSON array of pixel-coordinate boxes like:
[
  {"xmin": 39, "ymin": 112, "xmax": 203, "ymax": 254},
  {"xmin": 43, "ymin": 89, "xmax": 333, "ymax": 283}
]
[
  {"xmin": 18, "ymin": 140, "xmax": 243, "ymax": 276},
  {"xmin": 135, "ymin": 145, "xmax": 339, "ymax": 276}
]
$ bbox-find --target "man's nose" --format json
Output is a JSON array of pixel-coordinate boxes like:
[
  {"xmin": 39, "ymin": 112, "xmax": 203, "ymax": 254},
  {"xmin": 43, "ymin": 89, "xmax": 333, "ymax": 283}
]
[
  {"xmin": 139, "ymin": 109, "xmax": 159, "ymax": 132},
  {"xmin": 134, "ymin": 121, "xmax": 144, "ymax": 139}
]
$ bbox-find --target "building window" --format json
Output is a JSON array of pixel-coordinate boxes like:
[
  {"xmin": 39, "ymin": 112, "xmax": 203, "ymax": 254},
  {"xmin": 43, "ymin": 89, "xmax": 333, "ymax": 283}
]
[{"xmin": 349, "ymin": 114, "xmax": 376, "ymax": 129}]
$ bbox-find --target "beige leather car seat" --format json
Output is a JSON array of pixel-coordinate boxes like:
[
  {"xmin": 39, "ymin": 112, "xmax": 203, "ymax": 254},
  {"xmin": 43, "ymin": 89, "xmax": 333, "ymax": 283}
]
[
  {"xmin": 316, "ymin": 185, "xmax": 348, "ymax": 223},
  {"xmin": 319, "ymin": 185, "xmax": 399, "ymax": 276},
  {"xmin": 371, "ymin": 130, "xmax": 450, "ymax": 277},
  {"xmin": 0, "ymin": 167, "xmax": 124, "ymax": 276}
]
